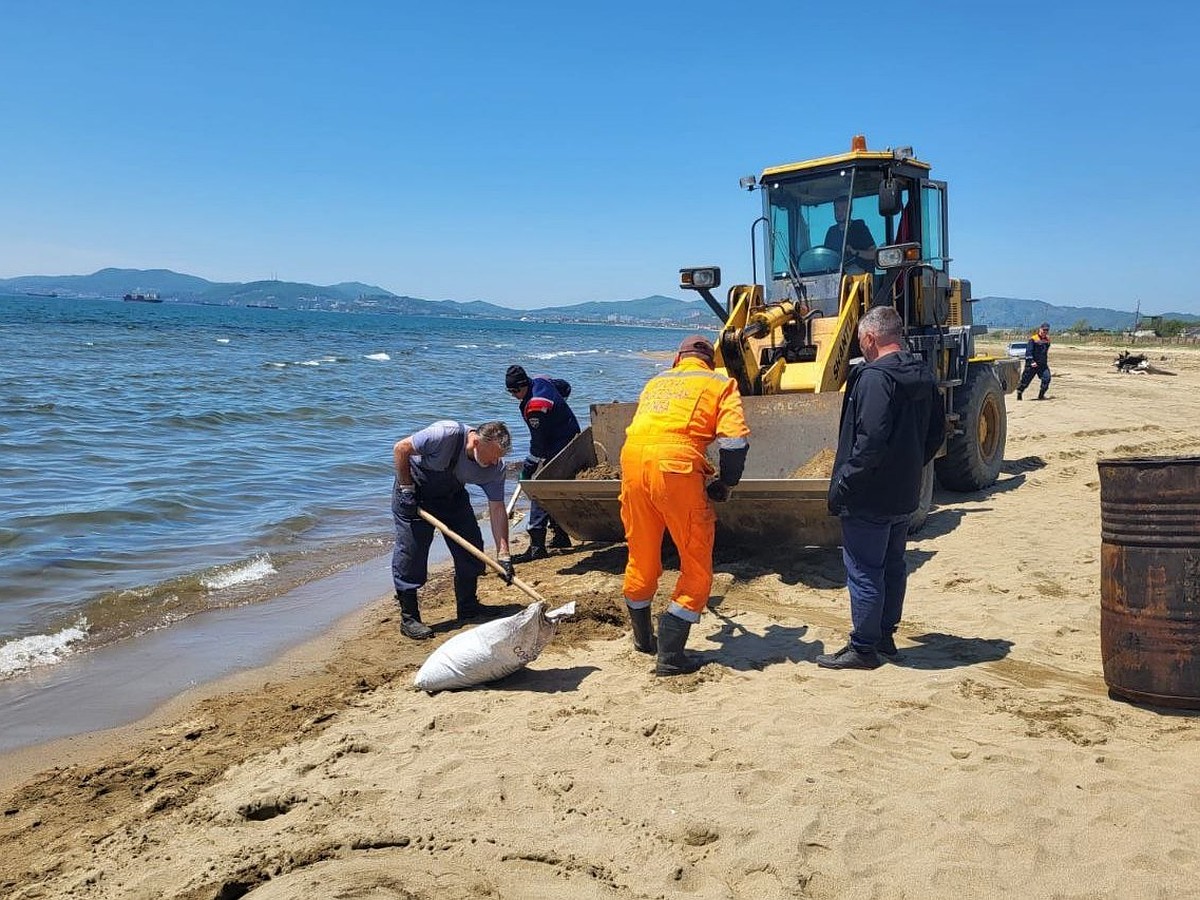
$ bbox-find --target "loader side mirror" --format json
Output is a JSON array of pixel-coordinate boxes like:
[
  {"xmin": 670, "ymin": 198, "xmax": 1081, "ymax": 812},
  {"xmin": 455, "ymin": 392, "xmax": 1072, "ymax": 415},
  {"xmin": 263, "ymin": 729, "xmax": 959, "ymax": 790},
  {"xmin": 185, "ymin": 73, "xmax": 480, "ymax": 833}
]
[{"xmin": 878, "ymin": 179, "xmax": 902, "ymax": 217}]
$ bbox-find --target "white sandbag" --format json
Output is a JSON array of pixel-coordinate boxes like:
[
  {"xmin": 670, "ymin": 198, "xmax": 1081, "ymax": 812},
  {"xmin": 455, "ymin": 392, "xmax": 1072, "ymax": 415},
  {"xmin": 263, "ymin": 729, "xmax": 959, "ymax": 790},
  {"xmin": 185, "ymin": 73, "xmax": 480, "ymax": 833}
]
[{"xmin": 414, "ymin": 601, "xmax": 575, "ymax": 693}]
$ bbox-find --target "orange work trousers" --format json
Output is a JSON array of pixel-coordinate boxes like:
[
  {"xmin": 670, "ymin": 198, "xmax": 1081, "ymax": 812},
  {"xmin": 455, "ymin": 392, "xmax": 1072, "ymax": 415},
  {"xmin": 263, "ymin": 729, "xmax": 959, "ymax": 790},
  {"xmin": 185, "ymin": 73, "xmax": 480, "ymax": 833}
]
[{"xmin": 619, "ymin": 440, "xmax": 717, "ymax": 617}]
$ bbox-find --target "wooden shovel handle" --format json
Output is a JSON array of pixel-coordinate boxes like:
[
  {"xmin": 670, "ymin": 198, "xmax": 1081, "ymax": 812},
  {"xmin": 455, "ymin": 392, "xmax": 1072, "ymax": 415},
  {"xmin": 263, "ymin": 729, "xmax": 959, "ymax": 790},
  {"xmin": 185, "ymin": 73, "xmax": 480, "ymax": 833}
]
[{"xmin": 417, "ymin": 508, "xmax": 546, "ymax": 605}]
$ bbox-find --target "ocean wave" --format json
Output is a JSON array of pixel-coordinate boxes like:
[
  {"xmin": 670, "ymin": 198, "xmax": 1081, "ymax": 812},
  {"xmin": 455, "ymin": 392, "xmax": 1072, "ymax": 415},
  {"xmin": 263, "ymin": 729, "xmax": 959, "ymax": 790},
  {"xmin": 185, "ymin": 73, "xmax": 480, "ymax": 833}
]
[
  {"xmin": 364, "ymin": 352, "xmax": 390, "ymax": 361},
  {"xmin": 201, "ymin": 555, "xmax": 276, "ymax": 591},
  {"xmin": 216, "ymin": 338, "xmax": 231, "ymax": 344},
  {"xmin": 528, "ymin": 349, "xmax": 603, "ymax": 360},
  {"xmin": 0, "ymin": 621, "xmax": 89, "ymax": 678},
  {"xmin": 454, "ymin": 344, "xmax": 480, "ymax": 349}
]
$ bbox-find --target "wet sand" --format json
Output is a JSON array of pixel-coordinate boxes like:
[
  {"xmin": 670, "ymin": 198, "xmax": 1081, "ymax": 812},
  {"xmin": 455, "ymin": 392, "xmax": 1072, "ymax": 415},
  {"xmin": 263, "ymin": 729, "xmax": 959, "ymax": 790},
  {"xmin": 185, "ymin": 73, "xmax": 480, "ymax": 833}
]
[{"xmin": 3, "ymin": 343, "xmax": 1200, "ymax": 899}]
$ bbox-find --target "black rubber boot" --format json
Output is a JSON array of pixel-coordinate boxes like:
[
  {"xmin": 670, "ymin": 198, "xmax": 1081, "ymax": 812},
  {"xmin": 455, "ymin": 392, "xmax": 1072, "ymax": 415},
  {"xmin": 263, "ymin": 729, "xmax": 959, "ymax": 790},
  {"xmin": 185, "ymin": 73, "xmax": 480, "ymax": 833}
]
[
  {"xmin": 626, "ymin": 604, "xmax": 657, "ymax": 655},
  {"xmin": 655, "ymin": 612, "xmax": 701, "ymax": 677},
  {"xmin": 455, "ymin": 574, "xmax": 495, "ymax": 621},
  {"xmin": 397, "ymin": 589, "xmax": 433, "ymax": 640},
  {"xmin": 513, "ymin": 528, "xmax": 548, "ymax": 563},
  {"xmin": 1037, "ymin": 388, "xmax": 1047, "ymax": 400},
  {"xmin": 548, "ymin": 528, "xmax": 573, "ymax": 550}
]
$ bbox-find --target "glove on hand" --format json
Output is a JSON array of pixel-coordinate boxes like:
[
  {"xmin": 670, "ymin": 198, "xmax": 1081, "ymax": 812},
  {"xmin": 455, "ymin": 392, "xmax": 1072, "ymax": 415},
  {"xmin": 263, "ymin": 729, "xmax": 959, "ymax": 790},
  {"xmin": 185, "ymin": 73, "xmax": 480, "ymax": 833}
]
[
  {"xmin": 497, "ymin": 554, "xmax": 515, "ymax": 584},
  {"xmin": 706, "ymin": 480, "xmax": 732, "ymax": 503},
  {"xmin": 397, "ymin": 488, "xmax": 419, "ymax": 522},
  {"xmin": 520, "ymin": 457, "xmax": 540, "ymax": 481}
]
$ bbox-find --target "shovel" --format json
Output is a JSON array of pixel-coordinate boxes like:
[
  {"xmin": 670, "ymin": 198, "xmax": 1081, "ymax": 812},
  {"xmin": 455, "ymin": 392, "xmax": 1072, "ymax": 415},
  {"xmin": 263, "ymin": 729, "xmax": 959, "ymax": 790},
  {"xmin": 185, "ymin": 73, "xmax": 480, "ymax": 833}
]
[
  {"xmin": 506, "ymin": 482, "xmax": 525, "ymax": 523},
  {"xmin": 418, "ymin": 508, "xmax": 547, "ymax": 605}
]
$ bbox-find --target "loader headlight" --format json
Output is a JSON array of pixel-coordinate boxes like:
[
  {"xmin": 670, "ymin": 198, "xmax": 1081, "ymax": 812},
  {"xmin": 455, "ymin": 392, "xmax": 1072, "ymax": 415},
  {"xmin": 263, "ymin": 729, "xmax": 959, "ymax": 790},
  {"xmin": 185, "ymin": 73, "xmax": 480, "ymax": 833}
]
[
  {"xmin": 679, "ymin": 267, "xmax": 721, "ymax": 290},
  {"xmin": 875, "ymin": 243, "xmax": 922, "ymax": 269}
]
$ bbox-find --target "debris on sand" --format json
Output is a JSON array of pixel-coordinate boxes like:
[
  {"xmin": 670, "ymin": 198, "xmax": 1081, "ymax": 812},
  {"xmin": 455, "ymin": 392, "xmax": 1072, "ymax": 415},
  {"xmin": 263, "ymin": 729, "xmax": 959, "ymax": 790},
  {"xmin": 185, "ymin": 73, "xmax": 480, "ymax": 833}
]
[{"xmin": 1114, "ymin": 351, "xmax": 1176, "ymax": 376}]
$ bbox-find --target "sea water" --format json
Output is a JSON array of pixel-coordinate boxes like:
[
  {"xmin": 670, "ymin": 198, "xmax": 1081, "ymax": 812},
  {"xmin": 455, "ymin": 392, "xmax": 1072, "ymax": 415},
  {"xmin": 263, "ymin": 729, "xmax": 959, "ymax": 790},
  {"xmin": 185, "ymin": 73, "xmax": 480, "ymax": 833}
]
[{"xmin": 0, "ymin": 295, "xmax": 685, "ymax": 691}]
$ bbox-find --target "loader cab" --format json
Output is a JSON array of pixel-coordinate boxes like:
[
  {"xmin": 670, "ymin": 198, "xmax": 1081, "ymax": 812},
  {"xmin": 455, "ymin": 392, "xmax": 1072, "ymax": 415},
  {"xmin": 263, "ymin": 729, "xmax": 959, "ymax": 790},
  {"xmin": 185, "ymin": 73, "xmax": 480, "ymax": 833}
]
[{"xmin": 758, "ymin": 144, "xmax": 947, "ymax": 317}]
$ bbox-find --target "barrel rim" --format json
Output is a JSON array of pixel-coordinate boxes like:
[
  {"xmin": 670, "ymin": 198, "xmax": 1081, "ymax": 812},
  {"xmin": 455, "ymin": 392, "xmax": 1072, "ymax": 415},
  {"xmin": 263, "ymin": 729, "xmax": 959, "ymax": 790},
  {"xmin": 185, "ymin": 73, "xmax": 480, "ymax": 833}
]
[{"xmin": 1098, "ymin": 455, "xmax": 1200, "ymax": 469}]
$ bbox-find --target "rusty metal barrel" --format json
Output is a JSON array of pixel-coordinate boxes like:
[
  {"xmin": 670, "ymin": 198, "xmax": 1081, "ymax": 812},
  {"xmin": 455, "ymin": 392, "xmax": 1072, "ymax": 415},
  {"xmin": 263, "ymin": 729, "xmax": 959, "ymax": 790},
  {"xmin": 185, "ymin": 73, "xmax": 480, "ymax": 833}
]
[{"xmin": 1099, "ymin": 456, "xmax": 1200, "ymax": 708}]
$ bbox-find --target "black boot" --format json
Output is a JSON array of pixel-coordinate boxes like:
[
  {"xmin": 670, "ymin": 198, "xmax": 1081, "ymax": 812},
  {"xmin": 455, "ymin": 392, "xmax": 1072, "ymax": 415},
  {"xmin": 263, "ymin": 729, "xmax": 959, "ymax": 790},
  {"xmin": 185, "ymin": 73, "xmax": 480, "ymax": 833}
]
[
  {"xmin": 513, "ymin": 528, "xmax": 548, "ymax": 562},
  {"xmin": 626, "ymin": 603, "xmax": 657, "ymax": 655},
  {"xmin": 1037, "ymin": 388, "xmax": 1047, "ymax": 400},
  {"xmin": 397, "ymin": 589, "xmax": 433, "ymax": 640},
  {"xmin": 548, "ymin": 528, "xmax": 573, "ymax": 550},
  {"xmin": 455, "ymin": 574, "xmax": 493, "ymax": 621},
  {"xmin": 655, "ymin": 612, "xmax": 701, "ymax": 677}
]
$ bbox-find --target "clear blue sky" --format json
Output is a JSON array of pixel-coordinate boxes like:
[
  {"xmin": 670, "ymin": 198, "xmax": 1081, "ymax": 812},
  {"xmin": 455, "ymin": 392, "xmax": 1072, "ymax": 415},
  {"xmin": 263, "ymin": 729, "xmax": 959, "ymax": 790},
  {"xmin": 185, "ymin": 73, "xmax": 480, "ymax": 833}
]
[{"xmin": 2, "ymin": 0, "xmax": 1197, "ymax": 312}]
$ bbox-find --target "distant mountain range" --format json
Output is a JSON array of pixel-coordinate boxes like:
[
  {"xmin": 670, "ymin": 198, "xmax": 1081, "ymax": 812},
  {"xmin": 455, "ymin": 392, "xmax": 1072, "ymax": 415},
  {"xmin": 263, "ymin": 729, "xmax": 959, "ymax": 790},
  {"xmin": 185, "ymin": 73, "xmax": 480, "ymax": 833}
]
[{"xmin": 2, "ymin": 268, "xmax": 1196, "ymax": 330}]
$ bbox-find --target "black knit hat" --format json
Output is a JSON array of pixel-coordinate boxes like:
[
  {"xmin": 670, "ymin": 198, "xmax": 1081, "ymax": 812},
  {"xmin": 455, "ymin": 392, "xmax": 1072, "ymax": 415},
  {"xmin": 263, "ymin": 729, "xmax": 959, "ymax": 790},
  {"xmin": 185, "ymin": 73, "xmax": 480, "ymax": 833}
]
[{"xmin": 505, "ymin": 365, "xmax": 531, "ymax": 391}]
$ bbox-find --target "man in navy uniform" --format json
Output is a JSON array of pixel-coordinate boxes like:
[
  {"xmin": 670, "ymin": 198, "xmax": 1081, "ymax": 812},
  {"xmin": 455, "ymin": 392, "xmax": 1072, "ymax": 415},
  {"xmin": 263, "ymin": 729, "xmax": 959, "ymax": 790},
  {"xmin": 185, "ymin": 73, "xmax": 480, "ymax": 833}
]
[{"xmin": 505, "ymin": 364, "xmax": 581, "ymax": 561}]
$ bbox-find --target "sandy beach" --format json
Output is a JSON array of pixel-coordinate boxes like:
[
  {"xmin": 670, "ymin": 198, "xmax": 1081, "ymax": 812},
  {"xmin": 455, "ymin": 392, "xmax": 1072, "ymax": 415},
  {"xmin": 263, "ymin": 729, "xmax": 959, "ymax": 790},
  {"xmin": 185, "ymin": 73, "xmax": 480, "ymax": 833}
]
[{"xmin": 3, "ymin": 342, "xmax": 1200, "ymax": 899}]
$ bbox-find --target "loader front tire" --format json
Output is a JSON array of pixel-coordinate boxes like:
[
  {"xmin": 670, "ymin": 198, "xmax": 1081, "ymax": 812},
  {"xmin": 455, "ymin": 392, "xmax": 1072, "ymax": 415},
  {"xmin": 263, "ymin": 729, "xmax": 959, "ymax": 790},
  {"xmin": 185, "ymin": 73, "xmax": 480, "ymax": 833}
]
[{"xmin": 935, "ymin": 365, "xmax": 1006, "ymax": 492}]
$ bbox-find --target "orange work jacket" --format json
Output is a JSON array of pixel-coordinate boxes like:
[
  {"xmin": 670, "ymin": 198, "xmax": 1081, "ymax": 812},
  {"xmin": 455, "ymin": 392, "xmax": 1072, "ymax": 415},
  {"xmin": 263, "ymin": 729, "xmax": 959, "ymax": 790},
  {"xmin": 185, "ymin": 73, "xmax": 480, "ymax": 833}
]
[{"xmin": 623, "ymin": 357, "xmax": 749, "ymax": 471}]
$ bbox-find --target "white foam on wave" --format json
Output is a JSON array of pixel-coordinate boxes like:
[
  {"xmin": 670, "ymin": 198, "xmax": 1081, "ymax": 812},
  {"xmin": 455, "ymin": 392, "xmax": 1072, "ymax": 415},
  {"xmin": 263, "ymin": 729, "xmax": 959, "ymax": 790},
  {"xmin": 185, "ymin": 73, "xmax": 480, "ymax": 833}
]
[
  {"xmin": 364, "ymin": 352, "xmax": 390, "ymax": 361},
  {"xmin": 216, "ymin": 337, "xmax": 231, "ymax": 344},
  {"xmin": 0, "ymin": 621, "xmax": 89, "ymax": 678},
  {"xmin": 299, "ymin": 359, "xmax": 322, "ymax": 367},
  {"xmin": 529, "ymin": 349, "xmax": 603, "ymax": 360},
  {"xmin": 454, "ymin": 343, "xmax": 480, "ymax": 349},
  {"xmin": 202, "ymin": 555, "xmax": 277, "ymax": 591},
  {"xmin": 266, "ymin": 361, "xmax": 287, "ymax": 368}
]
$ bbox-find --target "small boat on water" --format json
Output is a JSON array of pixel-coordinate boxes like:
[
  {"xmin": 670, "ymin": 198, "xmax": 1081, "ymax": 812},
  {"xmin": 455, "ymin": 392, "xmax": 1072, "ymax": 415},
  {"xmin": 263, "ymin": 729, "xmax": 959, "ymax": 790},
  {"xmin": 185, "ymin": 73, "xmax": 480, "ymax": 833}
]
[{"xmin": 123, "ymin": 292, "xmax": 163, "ymax": 303}]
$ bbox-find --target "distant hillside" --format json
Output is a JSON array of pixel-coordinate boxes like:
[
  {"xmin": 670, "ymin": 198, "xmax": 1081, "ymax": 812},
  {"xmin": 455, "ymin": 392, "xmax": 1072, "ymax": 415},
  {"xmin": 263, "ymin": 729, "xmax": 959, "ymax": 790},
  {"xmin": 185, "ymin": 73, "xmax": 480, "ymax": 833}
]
[
  {"xmin": 6, "ymin": 267, "xmax": 1193, "ymax": 330},
  {"xmin": 974, "ymin": 296, "xmax": 1200, "ymax": 331},
  {"xmin": 1, "ymin": 268, "xmax": 214, "ymax": 298},
  {"xmin": 0, "ymin": 269, "xmax": 713, "ymax": 324}
]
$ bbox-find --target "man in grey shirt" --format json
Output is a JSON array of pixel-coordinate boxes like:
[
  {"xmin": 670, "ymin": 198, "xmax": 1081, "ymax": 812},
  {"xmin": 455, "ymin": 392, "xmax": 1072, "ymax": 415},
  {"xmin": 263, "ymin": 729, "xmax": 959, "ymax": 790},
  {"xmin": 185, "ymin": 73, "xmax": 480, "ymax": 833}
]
[{"xmin": 391, "ymin": 420, "xmax": 515, "ymax": 640}]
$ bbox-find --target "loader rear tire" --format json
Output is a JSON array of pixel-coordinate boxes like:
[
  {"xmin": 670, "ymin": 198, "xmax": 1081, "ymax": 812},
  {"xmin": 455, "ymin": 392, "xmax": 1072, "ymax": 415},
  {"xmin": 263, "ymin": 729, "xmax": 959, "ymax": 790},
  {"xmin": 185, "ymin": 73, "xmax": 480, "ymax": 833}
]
[
  {"xmin": 908, "ymin": 462, "xmax": 935, "ymax": 534},
  {"xmin": 935, "ymin": 365, "xmax": 1006, "ymax": 492}
]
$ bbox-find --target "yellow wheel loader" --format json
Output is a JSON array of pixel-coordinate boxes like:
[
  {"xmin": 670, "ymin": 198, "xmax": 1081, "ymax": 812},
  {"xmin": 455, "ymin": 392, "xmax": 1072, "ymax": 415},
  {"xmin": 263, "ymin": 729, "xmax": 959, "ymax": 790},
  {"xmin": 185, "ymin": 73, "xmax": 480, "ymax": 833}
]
[{"xmin": 522, "ymin": 137, "xmax": 1019, "ymax": 547}]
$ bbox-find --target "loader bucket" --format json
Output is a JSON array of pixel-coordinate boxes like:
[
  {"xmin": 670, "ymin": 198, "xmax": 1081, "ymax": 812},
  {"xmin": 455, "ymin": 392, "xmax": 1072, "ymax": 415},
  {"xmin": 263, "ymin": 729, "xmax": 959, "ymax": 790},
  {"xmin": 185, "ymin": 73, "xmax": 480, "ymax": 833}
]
[{"xmin": 520, "ymin": 393, "xmax": 845, "ymax": 548}]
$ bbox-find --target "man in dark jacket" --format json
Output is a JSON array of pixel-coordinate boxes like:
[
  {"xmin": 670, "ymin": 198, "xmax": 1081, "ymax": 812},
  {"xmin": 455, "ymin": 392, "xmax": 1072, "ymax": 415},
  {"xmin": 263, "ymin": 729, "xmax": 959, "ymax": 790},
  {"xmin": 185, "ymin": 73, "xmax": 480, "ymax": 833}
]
[
  {"xmin": 818, "ymin": 306, "xmax": 945, "ymax": 670},
  {"xmin": 1017, "ymin": 322, "xmax": 1051, "ymax": 400},
  {"xmin": 505, "ymin": 365, "xmax": 582, "ymax": 561}
]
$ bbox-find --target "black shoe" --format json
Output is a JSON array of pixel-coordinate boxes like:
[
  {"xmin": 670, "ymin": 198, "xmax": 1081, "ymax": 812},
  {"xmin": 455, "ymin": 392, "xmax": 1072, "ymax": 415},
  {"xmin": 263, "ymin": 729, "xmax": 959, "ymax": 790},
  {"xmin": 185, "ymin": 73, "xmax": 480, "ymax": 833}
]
[
  {"xmin": 548, "ymin": 530, "xmax": 573, "ymax": 550},
  {"xmin": 512, "ymin": 544, "xmax": 548, "ymax": 563},
  {"xmin": 816, "ymin": 643, "xmax": 881, "ymax": 670},
  {"xmin": 401, "ymin": 616, "xmax": 434, "ymax": 640},
  {"xmin": 1036, "ymin": 394, "xmax": 1047, "ymax": 401},
  {"xmin": 877, "ymin": 634, "xmax": 899, "ymax": 658},
  {"xmin": 397, "ymin": 589, "xmax": 434, "ymax": 640},
  {"xmin": 457, "ymin": 602, "xmax": 504, "ymax": 622},
  {"xmin": 1016, "ymin": 391, "xmax": 1023, "ymax": 401}
]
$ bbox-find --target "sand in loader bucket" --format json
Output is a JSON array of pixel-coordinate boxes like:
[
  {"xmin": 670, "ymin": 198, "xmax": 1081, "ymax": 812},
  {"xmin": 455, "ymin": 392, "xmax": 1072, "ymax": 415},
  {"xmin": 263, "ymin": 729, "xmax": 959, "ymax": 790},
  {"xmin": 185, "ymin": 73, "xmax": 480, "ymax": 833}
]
[
  {"xmin": 790, "ymin": 447, "xmax": 836, "ymax": 479},
  {"xmin": 575, "ymin": 462, "xmax": 622, "ymax": 480}
]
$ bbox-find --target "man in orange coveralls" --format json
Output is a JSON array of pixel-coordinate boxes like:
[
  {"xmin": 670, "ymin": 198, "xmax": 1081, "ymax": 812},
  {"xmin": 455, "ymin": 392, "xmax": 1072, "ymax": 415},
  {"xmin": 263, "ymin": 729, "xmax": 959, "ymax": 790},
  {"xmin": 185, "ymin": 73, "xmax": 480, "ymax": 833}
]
[{"xmin": 620, "ymin": 335, "xmax": 750, "ymax": 676}]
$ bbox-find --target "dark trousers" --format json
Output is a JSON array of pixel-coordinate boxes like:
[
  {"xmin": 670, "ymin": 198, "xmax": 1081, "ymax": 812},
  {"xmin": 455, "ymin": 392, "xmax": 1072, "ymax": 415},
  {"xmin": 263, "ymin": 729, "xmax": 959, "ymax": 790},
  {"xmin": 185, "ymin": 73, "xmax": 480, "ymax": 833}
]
[
  {"xmin": 1018, "ymin": 363, "xmax": 1051, "ymax": 395},
  {"xmin": 528, "ymin": 497, "xmax": 551, "ymax": 533},
  {"xmin": 391, "ymin": 487, "xmax": 486, "ymax": 592},
  {"xmin": 840, "ymin": 513, "xmax": 910, "ymax": 651}
]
